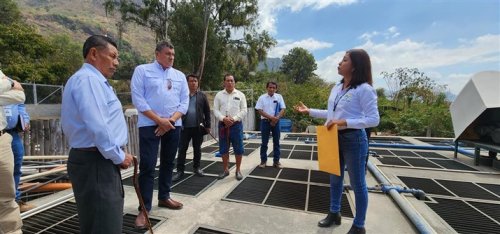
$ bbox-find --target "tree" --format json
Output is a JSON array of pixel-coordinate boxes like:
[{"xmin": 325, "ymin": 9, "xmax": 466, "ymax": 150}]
[
  {"xmin": 168, "ymin": 0, "xmax": 275, "ymax": 89},
  {"xmin": 104, "ymin": 0, "xmax": 176, "ymax": 42},
  {"xmin": 280, "ymin": 47, "xmax": 317, "ymax": 84},
  {"xmin": 0, "ymin": 0, "xmax": 21, "ymax": 25},
  {"xmin": 381, "ymin": 67, "xmax": 445, "ymax": 108},
  {"xmin": 379, "ymin": 67, "xmax": 452, "ymax": 137}
]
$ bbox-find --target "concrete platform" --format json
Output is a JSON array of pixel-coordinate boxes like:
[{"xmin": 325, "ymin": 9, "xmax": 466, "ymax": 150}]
[{"xmin": 23, "ymin": 134, "xmax": 500, "ymax": 234}]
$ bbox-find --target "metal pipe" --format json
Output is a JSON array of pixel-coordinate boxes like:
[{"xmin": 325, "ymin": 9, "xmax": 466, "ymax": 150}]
[
  {"xmin": 367, "ymin": 161, "xmax": 435, "ymax": 234},
  {"xmin": 369, "ymin": 143, "xmax": 475, "ymax": 158},
  {"xmin": 21, "ymin": 167, "xmax": 66, "ymax": 182},
  {"xmin": 23, "ymin": 156, "xmax": 68, "ymax": 160}
]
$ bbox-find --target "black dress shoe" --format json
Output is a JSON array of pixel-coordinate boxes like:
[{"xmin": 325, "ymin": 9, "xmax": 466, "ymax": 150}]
[
  {"xmin": 217, "ymin": 171, "xmax": 229, "ymax": 179},
  {"xmin": 172, "ymin": 171, "xmax": 184, "ymax": 182},
  {"xmin": 235, "ymin": 171, "xmax": 243, "ymax": 180},
  {"xmin": 193, "ymin": 168, "xmax": 205, "ymax": 177},
  {"xmin": 347, "ymin": 225, "xmax": 366, "ymax": 234},
  {"xmin": 318, "ymin": 212, "xmax": 341, "ymax": 227}
]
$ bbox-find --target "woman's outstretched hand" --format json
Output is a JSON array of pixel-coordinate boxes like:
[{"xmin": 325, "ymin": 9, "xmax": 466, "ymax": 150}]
[{"xmin": 294, "ymin": 101, "xmax": 309, "ymax": 114}]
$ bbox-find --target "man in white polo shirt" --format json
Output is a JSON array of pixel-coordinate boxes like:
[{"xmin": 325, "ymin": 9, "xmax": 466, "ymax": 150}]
[{"xmin": 255, "ymin": 81, "xmax": 286, "ymax": 168}]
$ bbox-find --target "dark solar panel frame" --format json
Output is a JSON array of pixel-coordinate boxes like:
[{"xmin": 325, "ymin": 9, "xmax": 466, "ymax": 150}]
[
  {"xmin": 224, "ymin": 167, "xmax": 353, "ymax": 216},
  {"xmin": 426, "ymin": 198, "xmax": 500, "ymax": 233}
]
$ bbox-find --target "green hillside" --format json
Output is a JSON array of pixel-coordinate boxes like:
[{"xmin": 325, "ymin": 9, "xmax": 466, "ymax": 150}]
[{"xmin": 17, "ymin": 0, "xmax": 155, "ymax": 58}]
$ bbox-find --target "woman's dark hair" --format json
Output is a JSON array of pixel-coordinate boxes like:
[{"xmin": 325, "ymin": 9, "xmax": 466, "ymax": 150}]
[
  {"xmin": 82, "ymin": 35, "xmax": 117, "ymax": 58},
  {"xmin": 344, "ymin": 48, "xmax": 373, "ymax": 88},
  {"xmin": 266, "ymin": 81, "xmax": 278, "ymax": 89}
]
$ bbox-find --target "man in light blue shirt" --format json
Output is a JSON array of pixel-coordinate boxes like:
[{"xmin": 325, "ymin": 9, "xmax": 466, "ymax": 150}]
[
  {"xmin": 131, "ymin": 41, "xmax": 189, "ymax": 229},
  {"xmin": 3, "ymin": 104, "xmax": 31, "ymax": 211},
  {"xmin": 61, "ymin": 35, "xmax": 133, "ymax": 234}
]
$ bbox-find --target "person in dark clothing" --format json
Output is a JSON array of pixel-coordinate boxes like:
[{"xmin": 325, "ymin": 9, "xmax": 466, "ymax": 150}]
[{"xmin": 172, "ymin": 74, "xmax": 211, "ymax": 181}]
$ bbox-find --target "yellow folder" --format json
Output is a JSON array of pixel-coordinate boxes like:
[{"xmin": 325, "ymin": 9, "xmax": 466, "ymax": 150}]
[{"xmin": 316, "ymin": 125, "xmax": 340, "ymax": 176}]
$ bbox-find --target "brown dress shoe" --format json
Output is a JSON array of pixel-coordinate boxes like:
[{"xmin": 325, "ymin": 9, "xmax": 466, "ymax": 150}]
[
  {"xmin": 134, "ymin": 210, "xmax": 148, "ymax": 229},
  {"xmin": 158, "ymin": 198, "xmax": 183, "ymax": 210}
]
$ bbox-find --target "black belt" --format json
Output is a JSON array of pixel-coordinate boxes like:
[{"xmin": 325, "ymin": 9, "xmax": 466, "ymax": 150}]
[
  {"xmin": 0, "ymin": 129, "xmax": 6, "ymax": 136},
  {"xmin": 338, "ymin": 129, "xmax": 360, "ymax": 134},
  {"xmin": 74, "ymin": 147, "xmax": 99, "ymax": 152}
]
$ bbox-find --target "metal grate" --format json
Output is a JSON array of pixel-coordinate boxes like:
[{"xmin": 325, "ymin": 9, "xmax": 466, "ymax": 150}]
[
  {"xmin": 226, "ymin": 177, "xmax": 273, "ymax": 203},
  {"xmin": 403, "ymin": 158, "xmax": 441, "ymax": 168},
  {"xmin": 185, "ymin": 160, "xmax": 215, "ymax": 173},
  {"xmin": 469, "ymin": 201, "xmax": 500, "ymax": 222},
  {"xmin": 265, "ymin": 181, "xmax": 307, "ymax": 210},
  {"xmin": 280, "ymin": 144, "xmax": 295, "ymax": 149},
  {"xmin": 284, "ymin": 134, "xmax": 317, "ymax": 142},
  {"xmin": 309, "ymin": 170, "xmax": 330, "ymax": 185},
  {"xmin": 171, "ymin": 175, "xmax": 218, "ymax": 196},
  {"xmin": 269, "ymin": 150, "xmax": 291, "ymax": 159},
  {"xmin": 288, "ymin": 150, "xmax": 312, "ymax": 160},
  {"xmin": 477, "ymin": 183, "xmax": 500, "ymax": 197},
  {"xmin": 225, "ymin": 169, "xmax": 354, "ymax": 217},
  {"xmin": 426, "ymin": 198, "xmax": 500, "ymax": 233},
  {"xmin": 193, "ymin": 227, "xmax": 231, "ymax": 234},
  {"xmin": 278, "ymin": 168, "xmax": 309, "ymax": 182},
  {"xmin": 22, "ymin": 202, "xmax": 162, "ymax": 234},
  {"xmin": 370, "ymin": 137, "xmax": 412, "ymax": 144},
  {"xmin": 429, "ymin": 159, "xmax": 477, "ymax": 171},
  {"xmin": 377, "ymin": 157, "xmax": 411, "ymax": 166},
  {"xmin": 371, "ymin": 149, "xmax": 393, "ymax": 156},
  {"xmin": 390, "ymin": 150, "xmax": 419, "ymax": 157},
  {"xmin": 243, "ymin": 148, "xmax": 256, "ymax": 156},
  {"xmin": 307, "ymin": 185, "xmax": 354, "ymax": 218},
  {"xmin": 201, "ymin": 146, "xmax": 219, "ymax": 153},
  {"xmin": 244, "ymin": 143, "xmax": 261, "ymax": 149},
  {"xmin": 414, "ymin": 151, "xmax": 448, "ymax": 159},
  {"xmin": 415, "ymin": 138, "xmax": 454, "ymax": 146},
  {"xmin": 123, "ymin": 160, "xmax": 231, "ymax": 197},
  {"xmin": 398, "ymin": 176, "xmax": 454, "ymax": 196},
  {"xmin": 437, "ymin": 180, "xmax": 500, "ymax": 201},
  {"xmin": 312, "ymin": 152, "xmax": 318, "ymax": 160},
  {"xmin": 294, "ymin": 145, "xmax": 313, "ymax": 151},
  {"xmin": 202, "ymin": 161, "xmax": 235, "ymax": 175},
  {"xmin": 249, "ymin": 166, "xmax": 280, "ymax": 178}
]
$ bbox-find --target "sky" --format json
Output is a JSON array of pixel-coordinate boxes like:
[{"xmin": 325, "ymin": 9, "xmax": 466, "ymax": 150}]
[{"xmin": 256, "ymin": 0, "xmax": 500, "ymax": 95}]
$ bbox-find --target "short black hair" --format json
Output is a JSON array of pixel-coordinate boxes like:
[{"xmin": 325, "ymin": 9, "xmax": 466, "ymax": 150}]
[
  {"xmin": 155, "ymin": 41, "xmax": 174, "ymax": 52},
  {"xmin": 224, "ymin": 73, "xmax": 236, "ymax": 82},
  {"xmin": 82, "ymin": 35, "xmax": 117, "ymax": 59},
  {"xmin": 186, "ymin": 74, "xmax": 199, "ymax": 81},
  {"xmin": 266, "ymin": 81, "xmax": 278, "ymax": 89}
]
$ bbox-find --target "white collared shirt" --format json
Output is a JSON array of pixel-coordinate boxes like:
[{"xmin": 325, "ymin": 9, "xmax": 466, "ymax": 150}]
[
  {"xmin": 255, "ymin": 93, "xmax": 286, "ymax": 119},
  {"xmin": 213, "ymin": 88, "xmax": 247, "ymax": 122},
  {"xmin": 309, "ymin": 83, "xmax": 379, "ymax": 130}
]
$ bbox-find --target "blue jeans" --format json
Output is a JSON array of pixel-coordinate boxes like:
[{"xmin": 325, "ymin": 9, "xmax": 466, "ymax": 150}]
[
  {"xmin": 329, "ymin": 129, "xmax": 368, "ymax": 228},
  {"xmin": 138, "ymin": 126, "xmax": 180, "ymax": 211},
  {"xmin": 9, "ymin": 131, "xmax": 24, "ymax": 201},
  {"xmin": 259, "ymin": 120, "xmax": 281, "ymax": 163},
  {"xmin": 218, "ymin": 122, "xmax": 244, "ymax": 155}
]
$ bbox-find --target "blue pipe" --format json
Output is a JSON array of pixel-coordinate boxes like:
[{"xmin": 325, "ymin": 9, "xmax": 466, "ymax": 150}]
[
  {"xmin": 345, "ymin": 184, "xmax": 427, "ymax": 200},
  {"xmin": 367, "ymin": 161, "xmax": 435, "ymax": 234},
  {"xmin": 368, "ymin": 143, "xmax": 475, "ymax": 158}
]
